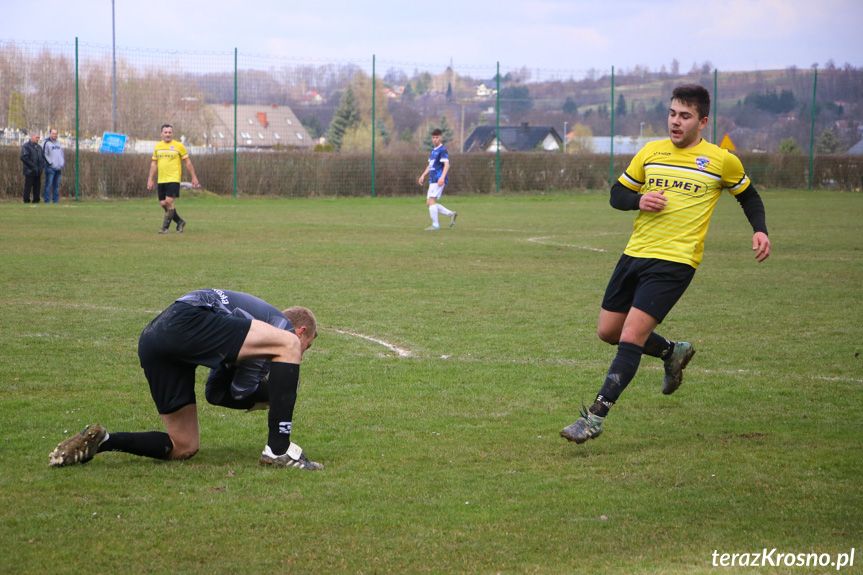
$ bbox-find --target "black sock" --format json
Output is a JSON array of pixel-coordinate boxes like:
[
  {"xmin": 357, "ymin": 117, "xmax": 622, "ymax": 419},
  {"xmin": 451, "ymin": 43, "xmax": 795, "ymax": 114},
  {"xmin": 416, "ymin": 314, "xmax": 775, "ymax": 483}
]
[
  {"xmin": 594, "ymin": 342, "xmax": 644, "ymax": 416},
  {"xmin": 97, "ymin": 431, "xmax": 174, "ymax": 459},
  {"xmin": 643, "ymin": 332, "xmax": 674, "ymax": 360},
  {"xmin": 589, "ymin": 398, "xmax": 614, "ymax": 418},
  {"xmin": 267, "ymin": 362, "xmax": 300, "ymax": 455},
  {"xmin": 172, "ymin": 209, "xmax": 182, "ymax": 223}
]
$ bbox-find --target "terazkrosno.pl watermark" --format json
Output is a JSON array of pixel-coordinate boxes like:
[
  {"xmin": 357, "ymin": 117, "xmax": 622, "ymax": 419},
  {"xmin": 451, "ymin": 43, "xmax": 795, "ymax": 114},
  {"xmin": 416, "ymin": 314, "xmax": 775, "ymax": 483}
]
[{"xmin": 712, "ymin": 549, "xmax": 855, "ymax": 570}]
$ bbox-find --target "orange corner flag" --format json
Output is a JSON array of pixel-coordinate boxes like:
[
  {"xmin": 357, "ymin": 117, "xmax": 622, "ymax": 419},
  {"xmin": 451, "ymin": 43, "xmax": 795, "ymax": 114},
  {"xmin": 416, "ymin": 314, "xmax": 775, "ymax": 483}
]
[{"xmin": 719, "ymin": 134, "xmax": 737, "ymax": 151}]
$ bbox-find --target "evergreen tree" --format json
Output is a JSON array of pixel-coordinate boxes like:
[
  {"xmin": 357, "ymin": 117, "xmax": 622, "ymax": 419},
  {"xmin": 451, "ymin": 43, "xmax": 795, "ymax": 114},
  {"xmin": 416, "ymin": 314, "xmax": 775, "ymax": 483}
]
[
  {"xmin": 446, "ymin": 82, "xmax": 453, "ymax": 101},
  {"xmin": 438, "ymin": 115, "xmax": 455, "ymax": 143},
  {"xmin": 376, "ymin": 117, "xmax": 391, "ymax": 146},
  {"xmin": 815, "ymin": 128, "xmax": 842, "ymax": 154},
  {"xmin": 778, "ymin": 137, "xmax": 802, "ymax": 154},
  {"xmin": 415, "ymin": 72, "xmax": 432, "ymax": 95},
  {"xmin": 778, "ymin": 89, "xmax": 797, "ymax": 114},
  {"xmin": 616, "ymin": 93, "xmax": 627, "ymax": 116},
  {"xmin": 563, "ymin": 97, "xmax": 578, "ymax": 115},
  {"xmin": 745, "ymin": 89, "xmax": 797, "ymax": 114},
  {"xmin": 422, "ymin": 115, "xmax": 455, "ymax": 148},
  {"xmin": 401, "ymin": 83, "xmax": 414, "ymax": 101},
  {"xmin": 300, "ymin": 116, "xmax": 322, "ymax": 140},
  {"xmin": 327, "ymin": 86, "xmax": 360, "ymax": 150},
  {"xmin": 422, "ymin": 125, "xmax": 434, "ymax": 149}
]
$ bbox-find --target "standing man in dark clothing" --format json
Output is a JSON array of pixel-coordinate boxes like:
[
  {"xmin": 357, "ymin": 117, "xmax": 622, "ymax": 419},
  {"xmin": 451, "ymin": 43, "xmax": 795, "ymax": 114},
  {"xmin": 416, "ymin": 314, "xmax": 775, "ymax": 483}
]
[
  {"xmin": 49, "ymin": 289, "xmax": 322, "ymax": 471},
  {"xmin": 21, "ymin": 131, "xmax": 46, "ymax": 204}
]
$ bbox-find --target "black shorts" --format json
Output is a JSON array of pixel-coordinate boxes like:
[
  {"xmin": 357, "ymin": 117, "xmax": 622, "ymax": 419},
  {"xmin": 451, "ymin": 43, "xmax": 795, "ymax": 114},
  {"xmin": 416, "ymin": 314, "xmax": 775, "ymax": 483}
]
[
  {"xmin": 157, "ymin": 182, "xmax": 181, "ymax": 201},
  {"xmin": 138, "ymin": 302, "xmax": 252, "ymax": 414},
  {"xmin": 601, "ymin": 254, "xmax": 696, "ymax": 323}
]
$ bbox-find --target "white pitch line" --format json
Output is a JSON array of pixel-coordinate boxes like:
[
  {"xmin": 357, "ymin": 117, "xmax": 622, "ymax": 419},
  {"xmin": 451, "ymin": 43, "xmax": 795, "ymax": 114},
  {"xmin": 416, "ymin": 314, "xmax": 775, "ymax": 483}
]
[
  {"xmin": 12, "ymin": 302, "xmax": 861, "ymax": 383},
  {"xmin": 326, "ymin": 328, "xmax": 413, "ymax": 357},
  {"xmin": 527, "ymin": 236, "xmax": 608, "ymax": 252}
]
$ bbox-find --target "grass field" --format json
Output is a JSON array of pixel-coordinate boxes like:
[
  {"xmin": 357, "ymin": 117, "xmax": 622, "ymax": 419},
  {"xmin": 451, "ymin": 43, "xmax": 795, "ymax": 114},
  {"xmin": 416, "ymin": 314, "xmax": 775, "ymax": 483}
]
[{"xmin": 1, "ymin": 190, "xmax": 861, "ymax": 574}]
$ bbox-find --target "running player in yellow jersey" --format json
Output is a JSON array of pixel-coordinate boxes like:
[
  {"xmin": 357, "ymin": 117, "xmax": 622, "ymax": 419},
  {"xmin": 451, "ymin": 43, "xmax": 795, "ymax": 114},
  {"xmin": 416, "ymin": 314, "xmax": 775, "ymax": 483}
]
[
  {"xmin": 147, "ymin": 124, "xmax": 199, "ymax": 234},
  {"xmin": 561, "ymin": 84, "xmax": 771, "ymax": 445}
]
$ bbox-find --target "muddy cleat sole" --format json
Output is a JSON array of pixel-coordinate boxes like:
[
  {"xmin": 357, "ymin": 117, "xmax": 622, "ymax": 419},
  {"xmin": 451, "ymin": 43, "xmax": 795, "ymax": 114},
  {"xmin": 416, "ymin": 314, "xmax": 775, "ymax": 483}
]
[
  {"xmin": 176, "ymin": 220, "xmax": 186, "ymax": 233},
  {"xmin": 450, "ymin": 212, "xmax": 458, "ymax": 227},
  {"xmin": 560, "ymin": 406, "xmax": 604, "ymax": 444},
  {"xmin": 662, "ymin": 341, "xmax": 696, "ymax": 395},
  {"xmin": 49, "ymin": 424, "xmax": 107, "ymax": 467},
  {"xmin": 259, "ymin": 443, "xmax": 323, "ymax": 470}
]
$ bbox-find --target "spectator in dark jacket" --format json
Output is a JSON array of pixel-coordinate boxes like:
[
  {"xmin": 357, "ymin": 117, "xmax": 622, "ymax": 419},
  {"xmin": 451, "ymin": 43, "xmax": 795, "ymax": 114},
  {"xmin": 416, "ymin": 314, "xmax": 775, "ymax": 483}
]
[{"xmin": 21, "ymin": 131, "xmax": 46, "ymax": 204}]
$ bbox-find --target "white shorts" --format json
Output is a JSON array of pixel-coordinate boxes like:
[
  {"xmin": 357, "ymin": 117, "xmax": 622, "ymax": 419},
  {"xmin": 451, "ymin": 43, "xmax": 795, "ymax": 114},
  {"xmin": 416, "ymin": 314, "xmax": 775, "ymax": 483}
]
[{"xmin": 427, "ymin": 182, "xmax": 446, "ymax": 200}]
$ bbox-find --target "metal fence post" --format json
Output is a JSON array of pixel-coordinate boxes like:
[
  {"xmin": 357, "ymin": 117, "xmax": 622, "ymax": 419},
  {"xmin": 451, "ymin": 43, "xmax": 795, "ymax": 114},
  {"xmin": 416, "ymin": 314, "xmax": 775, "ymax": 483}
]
[
  {"xmin": 75, "ymin": 37, "xmax": 80, "ymax": 201},
  {"xmin": 233, "ymin": 48, "xmax": 238, "ymax": 198},
  {"xmin": 808, "ymin": 68, "xmax": 818, "ymax": 190},
  {"xmin": 496, "ymin": 61, "xmax": 500, "ymax": 195},
  {"xmin": 372, "ymin": 54, "xmax": 376, "ymax": 198},
  {"xmin": 713, "ymin": 68, "xmax": 718, "ymax": 143},
  {"xmin": 610, "ymin": 66, "xmax": 615, "ymax": 186}
]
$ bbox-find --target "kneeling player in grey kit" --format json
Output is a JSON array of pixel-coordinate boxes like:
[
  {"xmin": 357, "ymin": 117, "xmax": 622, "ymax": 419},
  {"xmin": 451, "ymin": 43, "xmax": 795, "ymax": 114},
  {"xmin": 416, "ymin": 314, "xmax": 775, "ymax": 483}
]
[{"xmin": 49, "ymin": 289, "xmax": 321, "ymax": 470}]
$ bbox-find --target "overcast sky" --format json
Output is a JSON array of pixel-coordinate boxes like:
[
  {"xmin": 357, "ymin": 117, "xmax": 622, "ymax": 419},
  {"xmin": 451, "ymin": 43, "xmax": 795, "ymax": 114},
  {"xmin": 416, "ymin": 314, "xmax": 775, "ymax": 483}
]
[{"xmin": 2, "ymin": 0, "xmax": 861, "ymax": 74}]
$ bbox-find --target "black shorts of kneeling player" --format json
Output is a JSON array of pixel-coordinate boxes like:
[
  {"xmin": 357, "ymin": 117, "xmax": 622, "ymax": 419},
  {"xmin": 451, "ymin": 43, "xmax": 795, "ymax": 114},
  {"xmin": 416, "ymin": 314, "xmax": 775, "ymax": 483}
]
[{"xmin": 138, "ymin": 302, "xmax": 251, "ymax": 414}]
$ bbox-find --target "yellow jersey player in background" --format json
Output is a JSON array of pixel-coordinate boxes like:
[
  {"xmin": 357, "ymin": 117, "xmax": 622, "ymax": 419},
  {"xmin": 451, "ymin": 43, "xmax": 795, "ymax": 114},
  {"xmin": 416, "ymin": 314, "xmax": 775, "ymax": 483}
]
[
  {"xmin": 147, "ymin": 124, "xmax": 199, "ymax": 234},
  {"xmin": 561, "ymin": 84, "xmax": 771, "ymax": 445}
]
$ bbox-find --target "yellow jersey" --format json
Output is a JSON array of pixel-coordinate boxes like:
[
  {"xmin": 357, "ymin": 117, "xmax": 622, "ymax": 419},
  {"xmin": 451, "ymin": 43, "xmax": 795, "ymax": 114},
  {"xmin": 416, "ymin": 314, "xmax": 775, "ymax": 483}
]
[
  {"xmin": 152, "ymin": 140, "xmax": 189, "ymax": 184},
  {"xmin": 618, "ymin": 138, "xmax": 751, "ymax": 269}
]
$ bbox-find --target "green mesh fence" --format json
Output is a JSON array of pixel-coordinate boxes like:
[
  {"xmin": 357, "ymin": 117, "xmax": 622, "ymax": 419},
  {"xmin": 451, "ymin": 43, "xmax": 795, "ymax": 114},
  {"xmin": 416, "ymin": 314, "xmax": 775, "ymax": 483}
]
[{"xmin": 2, "ymin": 39, "xmax": 862, "ymax": 199}]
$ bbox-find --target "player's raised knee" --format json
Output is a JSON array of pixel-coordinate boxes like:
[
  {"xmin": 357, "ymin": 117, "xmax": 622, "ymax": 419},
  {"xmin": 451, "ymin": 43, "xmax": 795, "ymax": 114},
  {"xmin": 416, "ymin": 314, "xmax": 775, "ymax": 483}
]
[{"xmin": 597, "ymin": 325, "xmax": 620, "ymax": 345}]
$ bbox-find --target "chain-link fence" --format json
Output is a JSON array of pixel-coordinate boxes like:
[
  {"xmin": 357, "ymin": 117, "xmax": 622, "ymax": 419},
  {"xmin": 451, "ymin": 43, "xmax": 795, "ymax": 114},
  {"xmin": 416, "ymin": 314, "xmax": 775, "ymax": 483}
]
[{"xmin": 2, "ymin": 39, "xmax": 862, "ymax": 199}]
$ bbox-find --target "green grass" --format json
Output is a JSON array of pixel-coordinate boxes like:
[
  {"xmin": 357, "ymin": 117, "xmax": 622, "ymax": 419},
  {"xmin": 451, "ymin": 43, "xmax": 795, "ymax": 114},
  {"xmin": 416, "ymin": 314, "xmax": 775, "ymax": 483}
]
[{"xmin": 1, "ymin": 191, "xmax": 861, "ymax": 574}]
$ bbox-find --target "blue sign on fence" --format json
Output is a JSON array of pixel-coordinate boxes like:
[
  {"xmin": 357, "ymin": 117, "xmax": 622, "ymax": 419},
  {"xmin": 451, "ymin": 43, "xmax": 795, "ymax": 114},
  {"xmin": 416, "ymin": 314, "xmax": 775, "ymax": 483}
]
[{"xmin": 100, "ymin": 132, "xmax": 127, "ymax": 154}]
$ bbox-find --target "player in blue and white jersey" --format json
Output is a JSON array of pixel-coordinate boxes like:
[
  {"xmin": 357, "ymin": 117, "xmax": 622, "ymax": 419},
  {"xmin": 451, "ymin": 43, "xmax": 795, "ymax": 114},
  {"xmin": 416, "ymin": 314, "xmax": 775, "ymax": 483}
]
[{"xmin": 418, "ymin": 129, "xmax": 457, "ymax": 230}]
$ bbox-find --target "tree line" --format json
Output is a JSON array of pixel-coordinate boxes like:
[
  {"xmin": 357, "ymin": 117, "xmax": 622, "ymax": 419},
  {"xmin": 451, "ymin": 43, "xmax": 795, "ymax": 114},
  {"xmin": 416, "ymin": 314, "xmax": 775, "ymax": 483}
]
[{"xmin": 2, "ymin": 42, "xmax": 861, "ymax": 155}]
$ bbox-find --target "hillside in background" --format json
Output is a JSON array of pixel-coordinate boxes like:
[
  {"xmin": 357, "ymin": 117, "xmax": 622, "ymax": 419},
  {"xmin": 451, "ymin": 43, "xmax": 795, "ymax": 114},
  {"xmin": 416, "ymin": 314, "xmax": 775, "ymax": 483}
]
[{"xmin": 1, "ymin": 40, "xmax": 860, "ymax": 154}]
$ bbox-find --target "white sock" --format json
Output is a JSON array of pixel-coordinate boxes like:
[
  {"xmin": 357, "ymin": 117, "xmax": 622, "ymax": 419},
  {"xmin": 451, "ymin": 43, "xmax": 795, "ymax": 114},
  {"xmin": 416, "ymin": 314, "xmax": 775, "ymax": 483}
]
[
  {"xmin": 429, "ymin": 205, "xmax": 440, "ymax": 227},
  {"xmin": 436, "ymin": 204, "xmax": 453, "ymax": 216}
]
